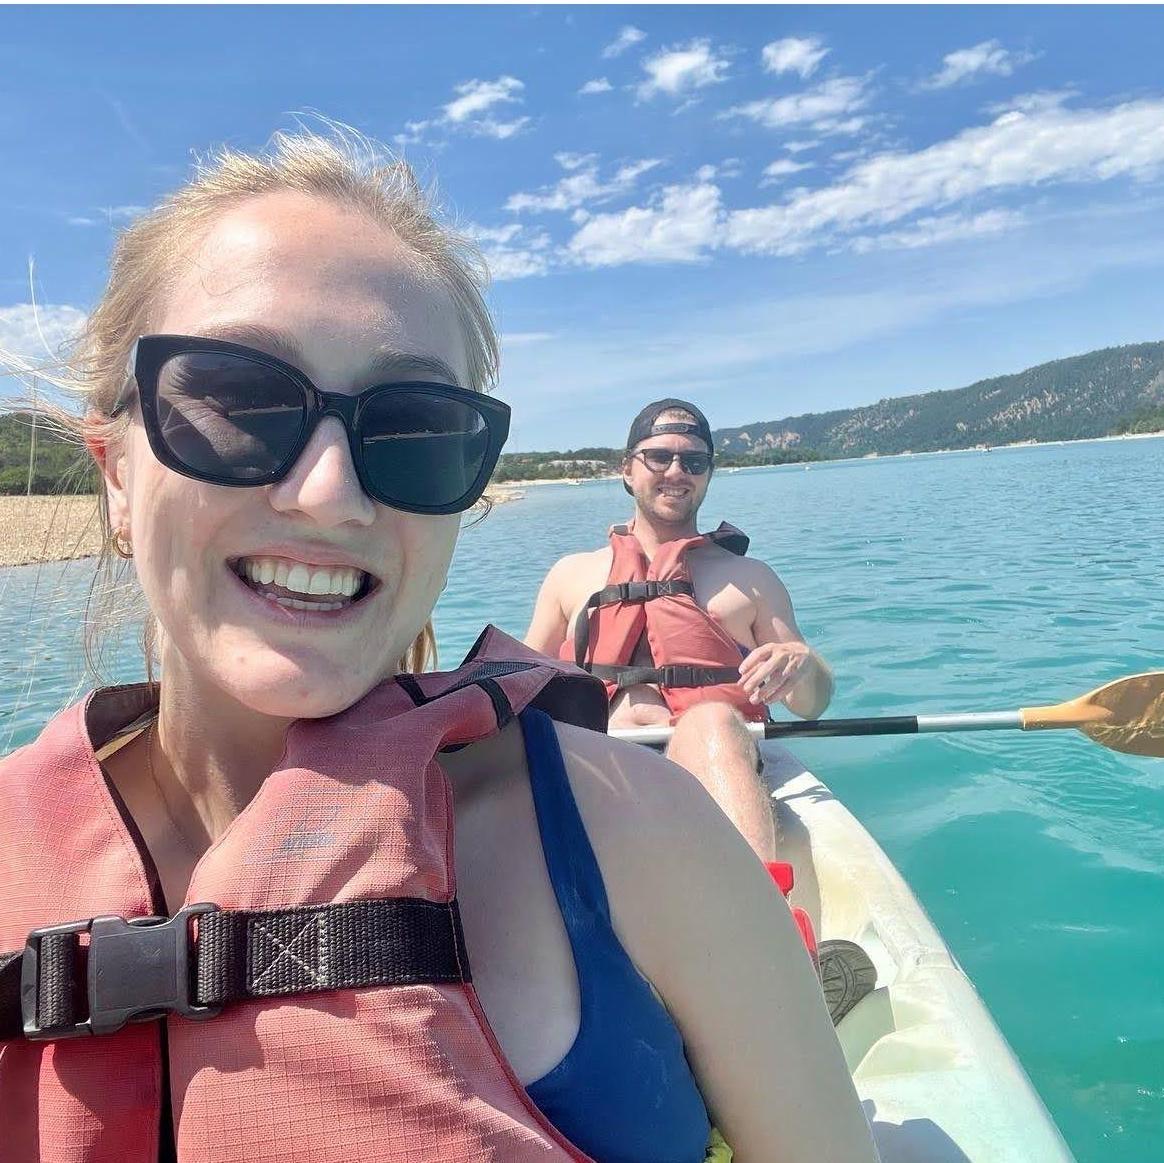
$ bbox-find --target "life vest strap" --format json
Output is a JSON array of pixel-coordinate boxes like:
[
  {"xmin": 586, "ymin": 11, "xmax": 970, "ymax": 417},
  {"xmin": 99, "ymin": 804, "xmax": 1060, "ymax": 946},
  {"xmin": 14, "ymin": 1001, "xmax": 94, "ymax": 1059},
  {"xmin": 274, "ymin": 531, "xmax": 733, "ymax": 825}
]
[
  {"xmin": 587, "ymin": 663, "xmax": 743, "ymax": 689},
  {"xmin": 587, "ymin": 579, "xmax": 694, "ymax": 610},
  {"xmin": 0, "ymin": 896, "xmax": 469, "ymax": 1043},
  {"xmin": 574, "ymin": 580, "xmax": 695, "ymax": 668}
]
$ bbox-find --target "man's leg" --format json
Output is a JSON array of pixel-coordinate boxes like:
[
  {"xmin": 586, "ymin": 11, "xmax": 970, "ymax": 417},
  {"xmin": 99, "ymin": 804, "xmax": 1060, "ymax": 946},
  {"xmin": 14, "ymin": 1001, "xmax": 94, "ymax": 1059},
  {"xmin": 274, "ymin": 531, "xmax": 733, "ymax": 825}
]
[{"xmin": 665, "ymin": 702, "xmax": 777, "ymax": 862}]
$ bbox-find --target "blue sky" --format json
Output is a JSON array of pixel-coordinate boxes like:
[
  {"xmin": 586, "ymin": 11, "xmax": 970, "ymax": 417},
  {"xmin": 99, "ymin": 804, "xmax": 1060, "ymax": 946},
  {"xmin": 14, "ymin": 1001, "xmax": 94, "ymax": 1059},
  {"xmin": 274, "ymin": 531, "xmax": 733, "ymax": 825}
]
[{"xmin": 2, "ymin": 5, "xmax": 1164, "ymax": 450}]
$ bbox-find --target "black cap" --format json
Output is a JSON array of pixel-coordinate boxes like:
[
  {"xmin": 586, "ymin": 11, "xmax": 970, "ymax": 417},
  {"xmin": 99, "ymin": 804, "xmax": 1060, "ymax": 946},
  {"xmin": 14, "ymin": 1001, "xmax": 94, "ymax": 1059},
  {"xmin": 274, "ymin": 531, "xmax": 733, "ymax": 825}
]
[{"xmin": 625, "ymin": 398, "xmax": 714, "ymax": 457}]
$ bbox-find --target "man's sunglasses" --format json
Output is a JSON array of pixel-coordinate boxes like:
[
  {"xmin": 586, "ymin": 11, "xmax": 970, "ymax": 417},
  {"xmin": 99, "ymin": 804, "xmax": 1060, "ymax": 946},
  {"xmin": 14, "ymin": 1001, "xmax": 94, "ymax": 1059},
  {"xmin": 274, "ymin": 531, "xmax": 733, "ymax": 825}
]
[
  {"xmin": 630, "ymin": 448, "xmax": 712, "ymax": 475},
  {"xmin": 112, "ymin": 335, "xmax": 511, "ymax": 515}
]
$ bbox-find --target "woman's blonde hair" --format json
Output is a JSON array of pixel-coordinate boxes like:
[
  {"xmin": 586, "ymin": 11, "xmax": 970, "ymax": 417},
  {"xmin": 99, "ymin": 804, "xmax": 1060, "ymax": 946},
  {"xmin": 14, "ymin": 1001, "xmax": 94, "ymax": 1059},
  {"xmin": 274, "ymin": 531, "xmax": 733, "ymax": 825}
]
[{"xmin": 21, "ymin": 126, "xmax": 502, "ymax": 680}]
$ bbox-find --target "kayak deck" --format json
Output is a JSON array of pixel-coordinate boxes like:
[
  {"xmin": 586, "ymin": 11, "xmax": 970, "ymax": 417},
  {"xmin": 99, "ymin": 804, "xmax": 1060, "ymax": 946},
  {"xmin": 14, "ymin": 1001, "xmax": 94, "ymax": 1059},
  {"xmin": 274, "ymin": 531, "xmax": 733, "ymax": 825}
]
[{"xmin": 763, "ymin": 741, "xmax": 1075, "ymax": 1163}]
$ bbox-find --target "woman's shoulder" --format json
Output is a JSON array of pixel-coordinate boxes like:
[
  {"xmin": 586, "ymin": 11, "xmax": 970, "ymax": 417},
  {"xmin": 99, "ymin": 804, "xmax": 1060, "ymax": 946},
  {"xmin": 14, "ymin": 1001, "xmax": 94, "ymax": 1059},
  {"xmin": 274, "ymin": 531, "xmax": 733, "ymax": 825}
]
[{"xmin": 548, "ymin": 722, "xmax": 781, "ymax": 969}]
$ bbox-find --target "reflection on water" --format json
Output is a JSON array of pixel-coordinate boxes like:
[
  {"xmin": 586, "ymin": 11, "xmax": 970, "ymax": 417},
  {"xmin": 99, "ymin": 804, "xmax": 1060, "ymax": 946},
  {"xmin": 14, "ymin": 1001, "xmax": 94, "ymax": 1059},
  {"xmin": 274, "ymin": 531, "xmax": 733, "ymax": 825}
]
[{"xmin": 2, "ymin": 436, "xmax": 1163, "ymax": 1161}]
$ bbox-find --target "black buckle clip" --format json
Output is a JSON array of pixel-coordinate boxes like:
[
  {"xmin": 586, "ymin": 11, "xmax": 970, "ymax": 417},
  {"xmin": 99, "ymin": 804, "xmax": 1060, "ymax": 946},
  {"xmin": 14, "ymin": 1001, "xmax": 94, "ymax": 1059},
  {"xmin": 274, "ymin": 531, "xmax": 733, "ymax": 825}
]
[{"xmin": 21, "ymin": 903, "xmax": 222, "ymax": 1039}]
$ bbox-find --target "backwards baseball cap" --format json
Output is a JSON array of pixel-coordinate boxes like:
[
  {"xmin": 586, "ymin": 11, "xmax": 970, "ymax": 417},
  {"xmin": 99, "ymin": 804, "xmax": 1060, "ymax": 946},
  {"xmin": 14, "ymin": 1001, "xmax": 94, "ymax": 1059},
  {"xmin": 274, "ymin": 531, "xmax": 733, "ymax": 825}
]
[{"xmin": 625, "ymin": 397, "xmax": 715, "ymax": 457}]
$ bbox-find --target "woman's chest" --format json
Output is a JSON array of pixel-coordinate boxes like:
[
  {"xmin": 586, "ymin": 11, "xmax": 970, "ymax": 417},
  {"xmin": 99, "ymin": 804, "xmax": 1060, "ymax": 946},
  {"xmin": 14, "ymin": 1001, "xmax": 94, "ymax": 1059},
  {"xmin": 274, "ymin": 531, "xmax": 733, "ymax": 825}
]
[{"xmin": 451, "ymin": 764, "xmax": 584, "ymax": 1086}]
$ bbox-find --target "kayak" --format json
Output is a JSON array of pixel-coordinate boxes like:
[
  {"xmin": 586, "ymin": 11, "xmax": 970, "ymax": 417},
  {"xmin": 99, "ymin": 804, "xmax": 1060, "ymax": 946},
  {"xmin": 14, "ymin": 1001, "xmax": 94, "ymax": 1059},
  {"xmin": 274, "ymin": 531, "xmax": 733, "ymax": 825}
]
[{"xmin": 761, "ymin": 739, "xmax": 1075, "ymax": 1163}]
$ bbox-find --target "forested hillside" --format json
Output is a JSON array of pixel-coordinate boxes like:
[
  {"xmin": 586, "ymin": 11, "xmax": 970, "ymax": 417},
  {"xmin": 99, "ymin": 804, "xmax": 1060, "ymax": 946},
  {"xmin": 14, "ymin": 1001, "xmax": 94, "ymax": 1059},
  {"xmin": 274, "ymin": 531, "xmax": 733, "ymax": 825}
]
[
  {"xmin": 712, "ymin": 342, "xmax": 1164, "ymax": 458},
  {"xmin": 0, "ymin": 414, "xmax": 96, "ymax": 494}
]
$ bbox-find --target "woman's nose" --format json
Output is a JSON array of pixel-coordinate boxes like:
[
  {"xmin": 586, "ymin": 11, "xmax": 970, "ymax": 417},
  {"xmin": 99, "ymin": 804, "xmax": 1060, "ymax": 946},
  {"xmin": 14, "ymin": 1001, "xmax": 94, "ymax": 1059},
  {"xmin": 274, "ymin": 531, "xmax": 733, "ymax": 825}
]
[{"xmin": 267, "ymin": 416, "xmax": 378, "ymax": 527}]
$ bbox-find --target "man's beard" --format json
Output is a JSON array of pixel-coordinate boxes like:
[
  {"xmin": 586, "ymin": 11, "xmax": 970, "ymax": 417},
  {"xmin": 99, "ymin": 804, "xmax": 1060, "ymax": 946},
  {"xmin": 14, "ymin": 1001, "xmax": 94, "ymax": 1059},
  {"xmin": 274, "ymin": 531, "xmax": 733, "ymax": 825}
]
[{"xmin": 635, "ymin": 481, "xmax": 702, "ymax": 526}]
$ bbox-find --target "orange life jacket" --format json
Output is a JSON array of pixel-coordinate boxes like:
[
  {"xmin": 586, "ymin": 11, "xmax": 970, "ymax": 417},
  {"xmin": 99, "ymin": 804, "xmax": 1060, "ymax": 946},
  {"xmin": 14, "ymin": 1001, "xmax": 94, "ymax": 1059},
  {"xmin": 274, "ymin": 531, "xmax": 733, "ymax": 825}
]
[
  {"xmin": 562, "ymin": 522, "xmax": 767, "ymax": 725},
  {"xmin": 0, "ymin": 627, "xmax": 606, "ymax": 1163}
]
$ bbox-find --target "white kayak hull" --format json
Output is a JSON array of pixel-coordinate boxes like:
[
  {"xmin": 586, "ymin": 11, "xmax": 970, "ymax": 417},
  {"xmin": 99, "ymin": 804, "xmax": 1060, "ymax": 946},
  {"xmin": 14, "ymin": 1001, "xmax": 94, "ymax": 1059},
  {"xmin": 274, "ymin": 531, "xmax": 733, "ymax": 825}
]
[{"xmin": 763, "ymin": 741, "xmax": 1075, "ymax": 1163}]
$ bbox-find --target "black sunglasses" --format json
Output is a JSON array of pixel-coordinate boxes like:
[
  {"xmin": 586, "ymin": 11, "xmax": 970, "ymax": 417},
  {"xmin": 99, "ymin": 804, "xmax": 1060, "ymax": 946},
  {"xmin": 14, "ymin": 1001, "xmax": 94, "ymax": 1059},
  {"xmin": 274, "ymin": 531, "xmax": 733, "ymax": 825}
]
[
  {"xmin": 112, "ymin": 335, "xmax": 511, "ymax": 515},
  {"xmin": 630, "ymin": 448, "xmax": 712, "ymax": 475}
]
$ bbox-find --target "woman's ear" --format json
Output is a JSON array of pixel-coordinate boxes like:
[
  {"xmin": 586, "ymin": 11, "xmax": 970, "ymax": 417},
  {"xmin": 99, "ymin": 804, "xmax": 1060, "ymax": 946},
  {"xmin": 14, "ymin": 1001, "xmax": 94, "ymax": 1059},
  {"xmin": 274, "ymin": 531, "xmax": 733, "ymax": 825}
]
[{"xmin": 85, "ymin": 418, "xmax": 131, "ymax": 534}]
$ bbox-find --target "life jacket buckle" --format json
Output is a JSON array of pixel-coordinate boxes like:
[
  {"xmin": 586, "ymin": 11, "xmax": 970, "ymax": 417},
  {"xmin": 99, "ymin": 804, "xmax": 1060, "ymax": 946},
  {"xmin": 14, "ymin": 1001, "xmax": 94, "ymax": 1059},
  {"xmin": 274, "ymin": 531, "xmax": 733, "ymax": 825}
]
[{"xmin": 21, "ymin": 903, "xmax": 222, "ymax": 1040}]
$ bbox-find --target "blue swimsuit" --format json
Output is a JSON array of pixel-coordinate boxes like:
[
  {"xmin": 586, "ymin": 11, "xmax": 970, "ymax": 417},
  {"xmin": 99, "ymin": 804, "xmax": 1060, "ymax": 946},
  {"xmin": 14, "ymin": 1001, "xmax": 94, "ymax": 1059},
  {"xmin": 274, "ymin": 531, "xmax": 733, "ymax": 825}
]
[{"xmin": 519, "ymin": 708, "xmax": 711, "ymax": 1163}]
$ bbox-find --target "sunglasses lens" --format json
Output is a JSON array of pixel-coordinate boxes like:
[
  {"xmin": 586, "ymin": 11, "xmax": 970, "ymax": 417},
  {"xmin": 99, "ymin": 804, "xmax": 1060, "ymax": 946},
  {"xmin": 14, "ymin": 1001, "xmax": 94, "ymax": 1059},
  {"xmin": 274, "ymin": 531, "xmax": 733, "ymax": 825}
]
[
  {"xmin": 359, "ymin": 391, "xmax": 490, "ymax": 509},
  {"xmin": 641, "ymin": 449, "xmax": 675, "ymax": 470},
  {"xmin": 681, "ymin": 454, "xmax": 710, "ymax": 474},
  {"xmin": 156, "ymin": 352, "xmax": 304, "ymax": 480}
]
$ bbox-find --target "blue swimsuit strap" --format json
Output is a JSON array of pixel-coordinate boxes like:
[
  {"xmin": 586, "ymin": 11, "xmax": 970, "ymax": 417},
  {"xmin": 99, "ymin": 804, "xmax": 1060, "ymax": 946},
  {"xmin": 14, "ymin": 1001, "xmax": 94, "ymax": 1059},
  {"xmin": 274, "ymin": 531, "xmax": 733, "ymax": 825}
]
[{"xmin": 517, "ymin": 707, "xmax": 711, "ymax": 1163}]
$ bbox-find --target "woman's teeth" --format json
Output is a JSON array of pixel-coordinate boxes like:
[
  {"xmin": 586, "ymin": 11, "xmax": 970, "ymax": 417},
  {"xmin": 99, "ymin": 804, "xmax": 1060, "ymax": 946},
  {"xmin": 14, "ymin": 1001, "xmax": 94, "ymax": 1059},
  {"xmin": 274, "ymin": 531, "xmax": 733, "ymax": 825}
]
[{"xmin": 236, "ymin": 556, "xmax": 369, "ymax": 612}]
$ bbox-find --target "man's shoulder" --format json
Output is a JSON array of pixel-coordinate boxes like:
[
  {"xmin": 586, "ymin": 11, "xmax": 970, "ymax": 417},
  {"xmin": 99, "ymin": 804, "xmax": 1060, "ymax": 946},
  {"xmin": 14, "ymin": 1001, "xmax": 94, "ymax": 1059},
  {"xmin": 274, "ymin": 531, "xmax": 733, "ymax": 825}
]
[
  {"xmin": 540, "ymin": 545, "xmax": 613, "ymax": 594},
  {"xmin": 695, "ymin": 538, "xmax": 780, "ymax": 578},
  {"xmin": 547, "ymin": 544, "xmax": 612, "ymax": 573}
]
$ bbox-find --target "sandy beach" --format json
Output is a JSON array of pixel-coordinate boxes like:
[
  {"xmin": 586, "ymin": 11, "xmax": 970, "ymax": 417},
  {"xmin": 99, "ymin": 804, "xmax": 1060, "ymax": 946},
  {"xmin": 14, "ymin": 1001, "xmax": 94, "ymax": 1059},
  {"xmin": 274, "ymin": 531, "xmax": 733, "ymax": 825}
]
[{"xmin": 0, "ymin": 495, "xmax": 104, "ymax": 566}]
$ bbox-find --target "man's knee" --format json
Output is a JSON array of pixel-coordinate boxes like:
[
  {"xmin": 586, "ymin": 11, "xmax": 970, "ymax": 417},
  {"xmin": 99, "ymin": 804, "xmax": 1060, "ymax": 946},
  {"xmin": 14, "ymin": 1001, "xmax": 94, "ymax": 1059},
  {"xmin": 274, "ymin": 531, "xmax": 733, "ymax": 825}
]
[
  {"xmin": 674, "ymin": 700, "xmax": 748, "ymax": 740},
  {"xmin": 671, "ymin": 702, "xmax": 761, "ymax": 772}
]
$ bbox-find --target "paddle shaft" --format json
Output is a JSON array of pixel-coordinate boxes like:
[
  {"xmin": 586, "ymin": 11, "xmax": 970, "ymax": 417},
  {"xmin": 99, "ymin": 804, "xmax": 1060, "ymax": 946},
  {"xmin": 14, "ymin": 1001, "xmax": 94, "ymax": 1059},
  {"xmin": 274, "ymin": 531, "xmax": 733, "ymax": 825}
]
[{"xmin": 610, "ymin": 710, "xmax": 1023, "ymax": 747}]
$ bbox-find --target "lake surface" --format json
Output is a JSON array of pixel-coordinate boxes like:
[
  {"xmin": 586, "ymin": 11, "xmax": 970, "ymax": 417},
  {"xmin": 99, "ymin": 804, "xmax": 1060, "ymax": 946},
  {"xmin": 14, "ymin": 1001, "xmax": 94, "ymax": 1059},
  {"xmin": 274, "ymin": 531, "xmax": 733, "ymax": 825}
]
[{"xmin": 3, "ymin": 436, "xmax": 1163, "ymax": 1161}]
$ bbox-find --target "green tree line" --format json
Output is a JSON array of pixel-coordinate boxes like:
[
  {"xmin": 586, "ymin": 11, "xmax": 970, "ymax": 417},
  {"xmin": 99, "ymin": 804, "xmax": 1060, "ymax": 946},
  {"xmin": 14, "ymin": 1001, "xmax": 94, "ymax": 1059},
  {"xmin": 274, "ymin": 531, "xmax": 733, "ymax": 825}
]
[
  {"xmin": 0, "ymin": 413, "xmax": 98, "ymax": 495},
  {"xmin": 1111, "ymin": 403, "xmax": 1164, "ymax": 435}
]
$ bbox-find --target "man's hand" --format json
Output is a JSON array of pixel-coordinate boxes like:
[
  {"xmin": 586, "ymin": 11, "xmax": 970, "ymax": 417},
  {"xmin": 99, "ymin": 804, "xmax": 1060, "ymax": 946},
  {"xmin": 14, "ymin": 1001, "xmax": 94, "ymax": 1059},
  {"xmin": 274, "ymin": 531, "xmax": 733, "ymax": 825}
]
[{"xmin": 738, "ymin": 641, "xmax": 816, "ymax": 708}]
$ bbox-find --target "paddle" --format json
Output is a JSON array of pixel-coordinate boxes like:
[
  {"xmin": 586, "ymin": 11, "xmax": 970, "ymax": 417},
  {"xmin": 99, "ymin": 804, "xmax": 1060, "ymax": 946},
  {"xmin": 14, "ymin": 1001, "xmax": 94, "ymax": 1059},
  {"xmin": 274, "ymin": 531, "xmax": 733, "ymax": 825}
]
[{"xmin": 608, "ymin": 671, "xmax": 1164, "ymax": 758}]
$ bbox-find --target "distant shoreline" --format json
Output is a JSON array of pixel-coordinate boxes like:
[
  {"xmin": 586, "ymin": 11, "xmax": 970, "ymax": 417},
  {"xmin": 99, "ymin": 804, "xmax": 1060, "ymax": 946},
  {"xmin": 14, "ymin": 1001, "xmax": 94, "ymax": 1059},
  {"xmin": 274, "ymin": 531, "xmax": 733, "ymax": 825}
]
[
  {"xmin": 497, "ymin": 428, "xmax": 1164, "ymax": 487},
  {"xmin": 3, "ymin": 430, "xmax": 1160, "ymax": 566}
]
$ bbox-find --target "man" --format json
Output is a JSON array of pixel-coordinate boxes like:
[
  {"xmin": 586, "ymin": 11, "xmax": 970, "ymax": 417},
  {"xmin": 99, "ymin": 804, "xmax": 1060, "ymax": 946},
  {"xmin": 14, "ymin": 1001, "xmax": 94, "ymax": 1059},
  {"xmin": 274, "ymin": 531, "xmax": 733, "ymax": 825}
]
[
  {"xmin": 525, "ymin": 398, "xmax": 834, "ymax": 865},
  {"xmin": 526, "ymin": 398, "xmax": 877, "ymax": 1025}
]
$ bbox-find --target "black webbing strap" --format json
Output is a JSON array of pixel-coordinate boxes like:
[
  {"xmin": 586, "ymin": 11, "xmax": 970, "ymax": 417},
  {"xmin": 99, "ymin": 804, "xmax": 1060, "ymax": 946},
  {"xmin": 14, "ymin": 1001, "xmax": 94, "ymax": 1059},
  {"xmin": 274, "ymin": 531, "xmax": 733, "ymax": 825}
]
[
  {"xmin": 197, "ymin": 898, "xmax": 469, "ymax": 1003},
  {"xmin": 573, "ymin": 579, "xmax": 695, "ymax": 669},
  {"xmin": 0, "ymin": 897, "xmax": 469, "ymax": 1043},
  {"xmin": 587, "ymin": 663, "xmax": 742, "ymax": 689}
]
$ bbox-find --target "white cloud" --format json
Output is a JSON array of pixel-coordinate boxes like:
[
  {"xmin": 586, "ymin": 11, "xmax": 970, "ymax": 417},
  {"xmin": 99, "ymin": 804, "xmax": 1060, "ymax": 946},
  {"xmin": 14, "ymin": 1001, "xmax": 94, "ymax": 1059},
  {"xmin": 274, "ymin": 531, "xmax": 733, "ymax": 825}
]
[
  {"xmin": 762, "ymin": 36, "xmax": 829, "ymax": 80},
  {"xmin": 579, "ymin": 77, "xmax": 613, "ymax": 95},
  {"xmin": 501, "ymin": 332, "xmax": 555, "ymax": 346},
  {"xmin": 784, "ymin": 140, "xmax": 819, "ymax": 154},
  {"xmin": 637, "ymin": 39, "xmax": 730, "ymax": 101},
  {"xmin": 394, "ymin": 120, "xmax": 431, "ymax": 148},
  {"xmin": 602, "ymin": 25, "xmax": 646, "ymax": 59},
  {"xmin": 725, "ymin": 95, "xmax": 1164, "ymax": 256},
  {"xmin": 761, "ymin": 158, "xmax": 812, "ymax": 186},
  {"xmin": 478, "ymin": 117, "xmax": 530, "ymax": 141},
  {"xmin": 849, "ymin": 209, "xmax": 1027, "ymax": 253},
  {"xmin": 542, "ymin": 95, "xmax": 1164, "ymax": 269},
  {"xmin": 400, "ymin": 76, "xmax": 530, "ymax": 144},
  {"xmin": 725, "ymin": 75, "xmax": 870, "ymax": 133},
  {"xmin": 444, "ymin": 76, "xmax": 523, "ymax": 123},
  {"xmin": 566, "ymin": 181, "xmax": 723, "ymax": 267},
  {"xmin": 0, "ymin": 304, "xmax": 87, "ymax": 363},
  {"xmin": 506, "ymin": 154, "xmax": 661, "ymax": 214},
  {"xmin": 922, "ymin": 40, "xmax": 1037, "ymax": 90},
  {"xmin": 555, "ymin": 152, "xmax": 593, "ymax": 173},
  {"xmin": 467, "ymin": 223, "xmax": 552, "ymax": 281}
]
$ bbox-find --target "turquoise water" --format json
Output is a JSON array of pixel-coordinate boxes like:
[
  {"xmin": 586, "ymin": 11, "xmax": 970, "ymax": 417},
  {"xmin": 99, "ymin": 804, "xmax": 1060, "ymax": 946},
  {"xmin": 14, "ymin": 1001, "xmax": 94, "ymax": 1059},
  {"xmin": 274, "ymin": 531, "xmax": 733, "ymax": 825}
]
[{"xmin": 2, "ymin": 436, "xmax": 1163, "ymax": 1160}]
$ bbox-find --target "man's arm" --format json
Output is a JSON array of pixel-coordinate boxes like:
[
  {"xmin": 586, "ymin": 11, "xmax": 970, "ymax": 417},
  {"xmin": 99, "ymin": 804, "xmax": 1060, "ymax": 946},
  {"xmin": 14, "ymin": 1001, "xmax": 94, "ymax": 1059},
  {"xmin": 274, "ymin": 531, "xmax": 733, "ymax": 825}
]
[
  {"xmin": 523, "ymin": 557, "xmax": 573, "ymax": 657},
  {"xmin": 740, "ymin": 562, "xmax": 834, "ymax": 719}
]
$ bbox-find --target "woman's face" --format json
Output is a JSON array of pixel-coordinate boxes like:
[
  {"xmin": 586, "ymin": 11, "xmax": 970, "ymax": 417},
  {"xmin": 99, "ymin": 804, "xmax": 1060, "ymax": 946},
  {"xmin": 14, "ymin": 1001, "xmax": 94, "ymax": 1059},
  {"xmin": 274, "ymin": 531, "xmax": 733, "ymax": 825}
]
[{"xmin": 103, "ymin": 191, "xmax": 470, "ymax": 718}]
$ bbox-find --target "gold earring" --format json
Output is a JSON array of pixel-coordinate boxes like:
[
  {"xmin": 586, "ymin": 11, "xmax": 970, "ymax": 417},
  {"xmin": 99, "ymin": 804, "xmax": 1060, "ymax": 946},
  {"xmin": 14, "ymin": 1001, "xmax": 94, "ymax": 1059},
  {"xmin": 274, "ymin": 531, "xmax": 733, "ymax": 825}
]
[{"xmin": 113, "ymin": 529, "xmax": 134, "ymax": 559}]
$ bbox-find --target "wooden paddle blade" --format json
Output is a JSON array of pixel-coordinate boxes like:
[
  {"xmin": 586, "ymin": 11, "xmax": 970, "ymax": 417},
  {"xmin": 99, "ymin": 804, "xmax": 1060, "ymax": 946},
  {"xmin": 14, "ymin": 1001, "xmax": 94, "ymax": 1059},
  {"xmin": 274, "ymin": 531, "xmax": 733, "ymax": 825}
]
[{"xmin": 1022, "ymin": 671, "xmax": 1164, "ymax": 757}]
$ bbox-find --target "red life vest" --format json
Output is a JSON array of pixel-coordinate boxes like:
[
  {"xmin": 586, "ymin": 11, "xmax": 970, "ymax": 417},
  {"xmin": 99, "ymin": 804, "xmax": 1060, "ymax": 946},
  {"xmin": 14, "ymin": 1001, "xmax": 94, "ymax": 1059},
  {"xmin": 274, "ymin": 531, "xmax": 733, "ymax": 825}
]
[
  {"xmin": 562, "ymin": 522, "xmax": 767, "ymax": 726},
  {"xmin": 0, "ymin": 628, "xmax": 606, "ymax": 1163}
]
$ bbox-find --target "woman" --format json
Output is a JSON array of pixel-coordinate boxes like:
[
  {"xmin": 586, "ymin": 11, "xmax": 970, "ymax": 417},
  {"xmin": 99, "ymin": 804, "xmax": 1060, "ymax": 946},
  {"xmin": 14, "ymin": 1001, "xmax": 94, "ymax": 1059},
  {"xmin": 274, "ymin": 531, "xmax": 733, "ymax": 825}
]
[{"xmin": 0, "ymin": 130, "xmax": 879, "ymax": 1163}]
